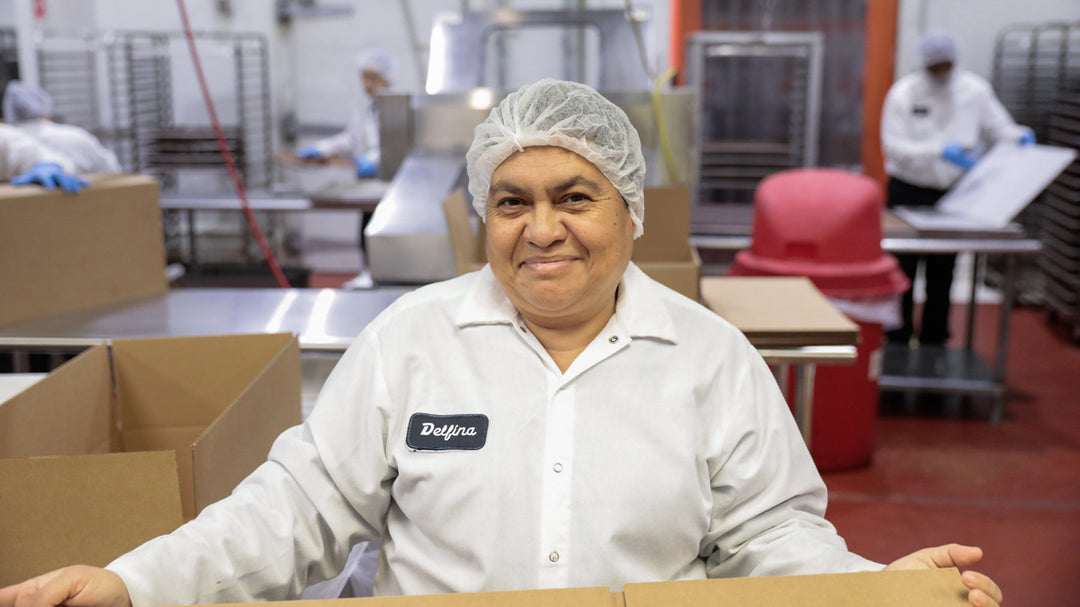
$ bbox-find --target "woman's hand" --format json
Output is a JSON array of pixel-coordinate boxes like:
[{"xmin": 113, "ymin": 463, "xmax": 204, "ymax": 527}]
[
  {"xmin": 0, "ymin": 566, "xmax": 131, "ymax": 607},
  {"xmin": 885, "ymin": 544, "xmax": 1002, "ymax": 607}
]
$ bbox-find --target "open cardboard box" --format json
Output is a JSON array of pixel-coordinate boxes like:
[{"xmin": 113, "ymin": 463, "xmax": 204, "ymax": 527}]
[
  {"xmin": 0, "ymin": 174, "xmax": 167, "ymax": 325},
  {"xmin": 442, "ymin": 186, "xmax": 702, "ymax": 301},
  {"xmin": 0, "ymin": 333, "xmax": 302, "ymax": 585}
]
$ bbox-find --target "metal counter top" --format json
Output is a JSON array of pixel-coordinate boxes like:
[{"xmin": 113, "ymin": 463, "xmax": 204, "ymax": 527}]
[
  {"xmin": 0, "ymin": 288, "xmax": 413, "ymax": 353},
  {"xmin": 689, "ymin": 234, "xmax": 1042, "ymax": 255}
]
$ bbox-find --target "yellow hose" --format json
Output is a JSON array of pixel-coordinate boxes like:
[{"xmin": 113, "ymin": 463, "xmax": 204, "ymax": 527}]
[{"xmin": 651, "ymin": 67, "xmax": 681, "ymax": 184}]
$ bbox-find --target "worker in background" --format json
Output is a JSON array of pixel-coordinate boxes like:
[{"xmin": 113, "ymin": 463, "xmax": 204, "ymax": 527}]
[
  {"xmin": 3, "ymin": 80, "xmax": 122, "ymax": 175},
  {"xmin": 0, "ymin": 122, "xmax": 86, "ymax": 193},
  {"xmin": 296, "ymin": 50, "xmax": 392, "ymax": 179},
  {"xmin": 1, "ymin": 79, "xmax": 1004, "ymax": 607},
  {"xmin": 295, "ymin": 50, "xmax": 393, "ymax": 265},
  {"xmin": 881, "ymin": 30, "xmax": 1034, "ymax": 347}
]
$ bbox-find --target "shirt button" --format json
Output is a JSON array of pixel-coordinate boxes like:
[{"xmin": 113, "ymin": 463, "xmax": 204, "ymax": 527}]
[
  {"xmin": 608, "ymin": 335, "xmax": 619, "ymax": 344},
  {"xmin": 548, "ymin": 551, "xmax": 560, "ymax": 563},
  {"xmin": 553, "ymin": 462, "xmax": 564, "ymax": 473}
]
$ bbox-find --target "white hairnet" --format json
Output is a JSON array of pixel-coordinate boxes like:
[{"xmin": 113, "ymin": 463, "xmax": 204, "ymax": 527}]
[
  {"xmin": 356, "ymin": 50, "xmax": 393, "ymax": 83},
  {"xmin": 919, "ymin": 30, "xmax": 958, "ymax": 67},
  {"xmin": 3, "ymin": 80, "xmax": 53, "ymax": 122},
  {"xmin": 466, "ymin": 78, "xmax": 646, "ymax": 238}
]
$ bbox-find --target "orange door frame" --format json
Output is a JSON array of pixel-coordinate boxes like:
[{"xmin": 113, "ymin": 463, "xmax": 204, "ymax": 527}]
[{"xmin": 669, "ymin": 0, "xmax": 898, "ymax": 185}]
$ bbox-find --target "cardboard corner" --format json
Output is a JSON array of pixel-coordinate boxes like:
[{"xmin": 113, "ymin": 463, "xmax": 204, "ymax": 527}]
[
  {"xmin": 111, "ymin": 333, "xmax": 300, "ymax": 519},
  {"xmin": 192, "ymin": 334, "xmax": 302, "ymax": 516},
  {"xmin": 0, "ymin": 450, "xmax": 182, "ymax": 586},
  {"xmin": 0, "ymin": 345, "xmax": 114, "ymax": 458},
  {"xmin": 442, "ymin": 188, "xmax": 485, "ymax": 275}
]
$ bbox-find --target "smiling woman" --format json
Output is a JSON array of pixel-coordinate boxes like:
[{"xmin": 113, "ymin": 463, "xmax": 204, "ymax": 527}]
[
  {"xmin": 484, "ymin": 146, "xmax": 635, "ymax": 370},
  {"xmin": 0, "ymin": 79, "xmax": 1003, "ymax": 607}
]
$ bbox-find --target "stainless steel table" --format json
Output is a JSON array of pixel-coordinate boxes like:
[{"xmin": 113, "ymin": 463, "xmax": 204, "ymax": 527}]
[
  {"xmin": 877, "ymin": 235, "xmax": 1041, "ymax": 422},
  {"xmin": 0, "ymin": 288, "xmax": 412, "ymax": 362},
  {"xmin": 160, "ymin": 182, "xmax": 389, "ymax": 268},
  {"xmin": 690, "ymin": 219, "xmax": 1042, "ymax": 423}
]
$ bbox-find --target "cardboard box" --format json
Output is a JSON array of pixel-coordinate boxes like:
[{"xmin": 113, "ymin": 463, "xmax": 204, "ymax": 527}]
[
  {"xmin": 621, "ymin": 568, "xmax": 969, "ymax": 607},
  {"xmin": 0, "ymin": 333, "xmax": 302, "ymax": 585},
  {"xmin": 291, "ymin": 587, "xmax": 614, "ymax": 607},
  {"xmin": 0, "ymin": 174, "xmax": 167, "ymax": 325},
  {"xmin": 441, "ymin": 185, "xmax": 702, "ymax": 301},
  {"xmin": 632, "ymin": 185, "xmax": 702, "ymax": 301},
  {"xmin": 701, "ymin": 276, "xmax": 860, "ymax": 347},
  {"xmin": 187, "ymin": 568, "xmax": 966, "ymax": 607}
]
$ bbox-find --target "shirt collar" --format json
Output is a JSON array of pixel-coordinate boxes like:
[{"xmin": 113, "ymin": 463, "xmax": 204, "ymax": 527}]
[{"xmin": 456, "ymin": 262, "xmax": 678, "ymax": 344}]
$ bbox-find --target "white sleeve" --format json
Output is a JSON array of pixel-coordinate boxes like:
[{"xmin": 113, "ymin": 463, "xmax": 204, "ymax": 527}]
[
  {"xmin": 314, "ymin": 108, "xmax": 367, "ymax": 159},
  {"xmin": 0, "ymin": 126, "xmax": 75, "ymax": 179},
  {"xmin": 701, "ymin": 335, "xmax": 883, "ymax": 578},
  {"xmin": 106, "ymin": 329, "xmax": 395, "ymax": 607},
  {"xmin": 76, "ymin": 129, "xmax": 123, "ymax": 173},
  {"xmin": 977, "ymin": 84, "xmax": 1025, "ymax": 145},
  {"xmin": 880, "ymin": 86, "xmax": 944, "ymax": 177}
]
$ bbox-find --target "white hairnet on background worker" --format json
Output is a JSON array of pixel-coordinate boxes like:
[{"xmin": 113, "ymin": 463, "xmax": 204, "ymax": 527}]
[
  {"xmin": 917, "ymin": 29, "xmax": 958, "ymax": 70},
  {"xmin": 466, "ymin": 78, "xmax": 647, "ymax": 238},
  {"xmin": 355, "ymin": 50, "xmax": 393, "ymax": 83},
  {"xmin": 3, "ymin": 80, "xmax": 53, "ymax": 122},
  {"xmin": 3, "ymin": 80, "xmax": 121, "ymax": 174}
]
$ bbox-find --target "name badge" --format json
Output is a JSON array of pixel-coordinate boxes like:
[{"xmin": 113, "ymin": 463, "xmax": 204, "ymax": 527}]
[{"xmin": 406, "ymin": 413, "xmax": 489, "ymax": 451}]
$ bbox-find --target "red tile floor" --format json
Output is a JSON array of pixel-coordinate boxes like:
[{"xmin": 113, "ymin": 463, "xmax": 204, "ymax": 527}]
[{"xmin": 822, "ymin": 304, "xmax": 1080, "ymax": 606}]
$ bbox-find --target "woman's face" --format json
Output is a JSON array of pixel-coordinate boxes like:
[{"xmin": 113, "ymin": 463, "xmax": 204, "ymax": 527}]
[{"xmin": 485, "ymin": 146, "xmax": 635, "ymax": 329}]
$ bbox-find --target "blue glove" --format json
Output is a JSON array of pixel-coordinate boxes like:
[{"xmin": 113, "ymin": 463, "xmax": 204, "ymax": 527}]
[
  {"xmin": 11, "ymin": 162, "xmax": 89, "ymax": 193},
  {"xmin": 353, "ymin": 155, "xmax": 377, "ymax": 178},
  {"xmin": 942, "ymin": 142, "xmax": 977, "ymax": 171},
  {"xmin": 297, "ymin": 146, "xmax": 322, "ymax": 160},
  {"xmin": 1018, "ymin": 128, "xmax": 1036, "ymax": 146}
]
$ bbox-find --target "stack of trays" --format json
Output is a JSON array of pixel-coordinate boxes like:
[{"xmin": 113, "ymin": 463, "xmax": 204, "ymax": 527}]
[{"xmin": 1042, "ymin": 87, "xmax": 1080, "ymax": 341}]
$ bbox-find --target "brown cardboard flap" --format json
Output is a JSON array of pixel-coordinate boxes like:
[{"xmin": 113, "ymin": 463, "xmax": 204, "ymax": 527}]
[
  {"xmin": 0, "ymin": 174, "xmax": 166, "ymax": 324},
  {"xmin": 636, "ymin": 249, "xmax": 702, "ymax": 302},
  {"xmin": 192, "ymin": 335, "xmax": 302, "ymax": 516},
  {"xmin": 622, "ymin": 569, "xmax": 968, "ymax": 607},
  {"xmin": 112, "ymin": 334, "xmax": 296, "ymax": 429},
  {"xmin": 632, "ymin": 186, "xmax": 692, "ymax": 261},
  {"xmin": 0, "ymin": 451, "xmax": 182, "ymax": 586},
  {"xmin": 122, "ymin": 425, "xmax": 203, "ymax": 519},
  {"xmin": 701, "ymin": 276, "xmax": 859, "ymax": 347},
  {"xmin": 216, "ymin": 586, "xmax": 612, "ymax": 607},
  {"xmin": 0, "ymin": 346, "xmax": 113, "ymax": 458},
  {"xmin": 443, "ymin": 188, "xmax": 486, "ymax": 274}
]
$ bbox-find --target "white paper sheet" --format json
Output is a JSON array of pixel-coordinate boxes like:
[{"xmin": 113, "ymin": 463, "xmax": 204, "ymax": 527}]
[{"xmin": 935, "ymin": 142, "xmax": 1077, "ymax": 227}]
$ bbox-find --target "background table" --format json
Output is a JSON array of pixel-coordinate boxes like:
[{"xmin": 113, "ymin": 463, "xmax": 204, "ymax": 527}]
[{"xmin": 701, "ymin": 276, "xmax": 859, "ymax": 444}]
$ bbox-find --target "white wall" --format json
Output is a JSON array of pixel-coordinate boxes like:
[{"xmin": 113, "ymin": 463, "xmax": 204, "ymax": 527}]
[
  {"xmin": 896, "ymin": 0, "xmax": 1080, "ymax": 80},
  {"xmin": 11, "ymin": 0, "xmax": 669, "ymax": 152}
]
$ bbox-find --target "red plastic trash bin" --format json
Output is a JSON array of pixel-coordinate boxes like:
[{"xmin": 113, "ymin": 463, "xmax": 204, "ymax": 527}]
[{"xmin": 727, "ymin": 168, "xmax": 909, "ymax": 470}]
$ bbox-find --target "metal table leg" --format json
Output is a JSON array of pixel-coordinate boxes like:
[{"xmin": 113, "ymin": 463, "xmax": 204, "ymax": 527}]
[
  {"xmin": 990, "ymin": 254, "xmax": 1018, "ymax": 423},
  {"xmin": 794, "ymin": 363, "xmax": 817, "ymax": 446}
]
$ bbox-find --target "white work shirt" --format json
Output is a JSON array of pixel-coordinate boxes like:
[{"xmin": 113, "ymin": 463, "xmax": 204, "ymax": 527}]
[
  {"xmin": 108, "ymin": 264, "xmax": 880, "ymax": 606},
  {"xmin": 0, "ymin": 123, "xmax": 74, "ymax": 181},
  {"xmin": 881, "ymin": 68, "xmax": 1025, "ymax": 190},
  {"xmin": 313, "ymin": 99, "xmax": 379, "ymax": 166},
  {"xmin": 17, "ymin": 118, "xmax": 122, "ymax": 174}
]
